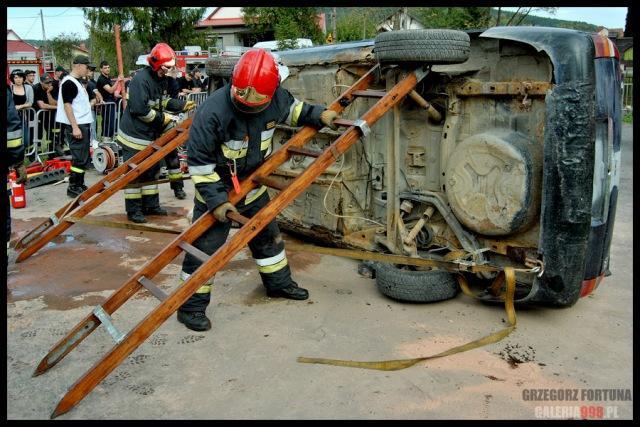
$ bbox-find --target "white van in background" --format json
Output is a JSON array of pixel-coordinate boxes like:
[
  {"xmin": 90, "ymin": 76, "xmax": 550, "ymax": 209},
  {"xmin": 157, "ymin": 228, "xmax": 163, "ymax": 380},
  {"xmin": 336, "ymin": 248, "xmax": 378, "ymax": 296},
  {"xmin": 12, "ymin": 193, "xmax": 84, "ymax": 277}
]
[{"xmin": 253, "ymin": 38, "xmax": 313, "ymax": 51}]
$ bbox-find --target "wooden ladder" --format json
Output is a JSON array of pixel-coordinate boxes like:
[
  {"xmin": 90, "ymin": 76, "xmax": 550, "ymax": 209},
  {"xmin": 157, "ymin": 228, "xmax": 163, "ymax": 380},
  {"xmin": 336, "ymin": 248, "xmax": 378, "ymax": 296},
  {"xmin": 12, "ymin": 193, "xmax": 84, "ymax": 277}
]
[
  {"xmin": 14, "ymin": 118, "xmax": 193, "ymax": 263},
  {"xmin": 35, "ymin": 63, "xmax": 430, "ymax": 418}
]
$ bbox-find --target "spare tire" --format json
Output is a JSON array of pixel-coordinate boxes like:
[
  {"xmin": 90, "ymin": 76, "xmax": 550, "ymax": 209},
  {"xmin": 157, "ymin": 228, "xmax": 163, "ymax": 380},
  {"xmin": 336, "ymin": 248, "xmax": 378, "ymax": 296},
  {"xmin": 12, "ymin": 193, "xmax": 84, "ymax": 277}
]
[
  {"xmin": 374, "ymin": 29, "xmax": 470, "ymax": 64},
  {"xmin": 206, "ymin": 56, "xmax": 239, "ymax": 78},
  {"xmin": 375, "ymin": 263, "xmax": 460, "ymax": 302}
]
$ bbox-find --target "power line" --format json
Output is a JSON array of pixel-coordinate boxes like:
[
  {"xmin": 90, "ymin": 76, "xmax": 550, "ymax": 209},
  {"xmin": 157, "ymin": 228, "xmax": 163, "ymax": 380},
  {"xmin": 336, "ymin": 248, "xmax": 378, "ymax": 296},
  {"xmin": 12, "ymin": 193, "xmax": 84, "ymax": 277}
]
[
  {"xmin": 10, "ymin": 14, "xmax": 85, "ymax": 19},
  {"xmin": 9, "ymin": 7, "xmax": 82, "ymax": 19},
  {"xmin": 21, "ymin": 17, "xmax": 40, "ymax": 39}
]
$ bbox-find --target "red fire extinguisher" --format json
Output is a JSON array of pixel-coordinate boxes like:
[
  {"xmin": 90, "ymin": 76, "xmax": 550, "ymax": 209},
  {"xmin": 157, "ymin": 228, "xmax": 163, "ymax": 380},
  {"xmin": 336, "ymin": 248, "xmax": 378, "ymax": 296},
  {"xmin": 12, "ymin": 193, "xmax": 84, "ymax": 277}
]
[{"xmin": 9, "ymin": 175, "xmax": 26, "ymax": 209}]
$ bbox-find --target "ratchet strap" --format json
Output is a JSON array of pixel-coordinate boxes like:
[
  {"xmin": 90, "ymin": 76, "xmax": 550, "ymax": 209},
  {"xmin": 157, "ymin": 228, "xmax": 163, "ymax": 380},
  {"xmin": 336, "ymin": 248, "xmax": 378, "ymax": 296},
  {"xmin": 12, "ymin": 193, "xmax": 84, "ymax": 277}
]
[{"xmin": 297, "ymin": 267, "xmax": 517, "ymax": 371}]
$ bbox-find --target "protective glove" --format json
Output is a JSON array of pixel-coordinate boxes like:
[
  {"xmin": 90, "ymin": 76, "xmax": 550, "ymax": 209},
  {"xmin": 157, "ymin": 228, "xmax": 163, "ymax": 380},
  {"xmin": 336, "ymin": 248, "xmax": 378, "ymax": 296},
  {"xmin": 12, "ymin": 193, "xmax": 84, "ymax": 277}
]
[
  {"xmin": 183, "ymin": 100, "xmax": 197, "ymax": 112},
  {"xmin": 13, "ymin": 162, "xmax": 28, "ymax": 185},
  {"xmin": 212, "ymin": 201, "xmax": 238, "ymax": 223},
  {"xmin": 162, "ymin": 112, "xmax": 175, "ymax": 127},
  {"xmin": 320, "ymin": 109, "xmax": 339, "ymax": 130}
]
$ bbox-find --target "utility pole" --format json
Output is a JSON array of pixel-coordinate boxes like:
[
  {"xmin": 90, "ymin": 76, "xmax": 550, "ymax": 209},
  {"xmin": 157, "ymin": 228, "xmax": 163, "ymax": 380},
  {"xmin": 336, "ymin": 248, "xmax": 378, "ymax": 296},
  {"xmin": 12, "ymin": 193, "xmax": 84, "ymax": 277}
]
[
  {"xmin": 332, "ymin": 7, "xmax": 337, "ymax": 42},
  {"xmin": 40, "ymin": 9, "xmax": 54, "ymax": 71},
  {"xmin": 40, "ymin": 9, "xmax": 47, "ymax": 43}
]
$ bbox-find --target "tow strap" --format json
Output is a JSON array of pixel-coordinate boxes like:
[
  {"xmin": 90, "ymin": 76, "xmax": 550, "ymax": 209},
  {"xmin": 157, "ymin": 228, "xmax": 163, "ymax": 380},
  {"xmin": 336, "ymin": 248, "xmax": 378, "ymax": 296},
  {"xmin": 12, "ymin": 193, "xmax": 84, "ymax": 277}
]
[{"xmin": 297, "ymin": 268, "xmax": 516, "ymax": 371}]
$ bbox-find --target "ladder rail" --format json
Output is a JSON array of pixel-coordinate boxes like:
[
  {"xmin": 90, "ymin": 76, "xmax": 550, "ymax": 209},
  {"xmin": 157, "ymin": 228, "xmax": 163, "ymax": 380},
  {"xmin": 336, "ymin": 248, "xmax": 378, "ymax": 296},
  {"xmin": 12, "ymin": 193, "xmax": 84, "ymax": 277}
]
[
  {"xmin": 34, "ymin": 64, "xmax": 379, "ymax": 377},
  {"xmin": 15, "ymin": 121, "xmax": 193, "ymax": 263},
  {"xmin": 42, "ymin": 64, "xmax": 433, "ymax": 417},
  {"xmin": 50, "ymin": 64, "xmax": 427, "ymax": 418},
  {"xmin": 15, "ymin": 120, "xmax": 192, "ymax": 252}
]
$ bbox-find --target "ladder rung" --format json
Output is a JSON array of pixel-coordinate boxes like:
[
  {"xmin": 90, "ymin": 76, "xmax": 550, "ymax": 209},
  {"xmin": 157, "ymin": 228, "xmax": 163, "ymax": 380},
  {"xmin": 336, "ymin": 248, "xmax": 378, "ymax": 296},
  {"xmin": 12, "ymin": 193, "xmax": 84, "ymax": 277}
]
[
  {"xmin": 287, "ymin": 146, "xmax": 322, "ymax": 158},
  {"xmin": 128, "ymin": 163, "xmax": 137, "ymax": 169},
  {"xmin": 333, "ymin": 118, "xmax": 355, "ymax": 127},
  {"xmin": 92, "ymin": 306, "xmax": 125, "ymax": 344},
  {"xmin": 226, "ymin": 211, "xmax": 250, "ymax": 225},
  {"xmin": 137, "ymin": 276, "xmax": 168, "ymax": 301},
  {"xmin": 352, "ymin": 90, "xmax": 386, "ymax": 98},
  {"xmin": 253, "ymin": 175, "xmax": 288, "ymax": 191},
  {"xmin": 178, "ymin": 241, "xmax": 210, "ymax": 263}
]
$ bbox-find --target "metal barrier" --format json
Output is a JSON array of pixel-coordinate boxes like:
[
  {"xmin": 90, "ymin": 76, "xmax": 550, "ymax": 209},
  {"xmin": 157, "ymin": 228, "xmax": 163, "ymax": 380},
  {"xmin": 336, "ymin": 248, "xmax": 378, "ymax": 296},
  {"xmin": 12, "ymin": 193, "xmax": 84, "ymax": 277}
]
[
  {"xmin": 19, "ymin": 108, "xmax": 37, "ymax": 159},
  {"xmin": 116, "ymin": 98, "xmax": 124, "ymax": 135},
  {"xmin": 95, "ymin": 101, "xmax": 118, "ymax": 142},
  {"xmin": 33, "ymin": 109, "xmax": 64, "ymax": 162},
  {"xmin": 186, "ymin": 91, "xmax": 208, "ymax": 107},
  {"xmin": 623, "ymin": 82, "xmax": 633, "ymax": 112}
]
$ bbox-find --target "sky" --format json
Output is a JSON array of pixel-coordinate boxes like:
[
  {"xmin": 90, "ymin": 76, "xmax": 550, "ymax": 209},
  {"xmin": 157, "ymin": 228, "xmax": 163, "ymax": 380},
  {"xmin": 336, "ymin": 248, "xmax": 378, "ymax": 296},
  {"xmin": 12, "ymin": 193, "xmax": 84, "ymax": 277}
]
[{"xmin": 7, "ymin": 7, "xmax": 628, "ymax": 41}]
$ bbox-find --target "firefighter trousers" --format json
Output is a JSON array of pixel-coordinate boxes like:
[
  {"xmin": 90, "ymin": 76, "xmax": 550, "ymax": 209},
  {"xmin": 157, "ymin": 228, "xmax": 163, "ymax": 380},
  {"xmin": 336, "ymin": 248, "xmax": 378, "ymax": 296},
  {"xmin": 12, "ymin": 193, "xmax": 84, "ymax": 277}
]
[
  {"xmin": 120, "ymin": 143, "xmax": 161, "ymax": 214},
  {"xmin": 179, "ymin": 190, "xmax": 294, "ymax": 312},
  {"xmin": 164, "ymin": 148, "xmax": 184, "ymax": 192}
]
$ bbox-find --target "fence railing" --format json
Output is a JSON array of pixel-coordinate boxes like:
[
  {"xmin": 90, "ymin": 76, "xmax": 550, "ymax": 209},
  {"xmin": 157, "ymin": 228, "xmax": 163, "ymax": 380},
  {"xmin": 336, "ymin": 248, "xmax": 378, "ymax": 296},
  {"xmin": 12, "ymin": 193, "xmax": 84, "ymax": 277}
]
[
  {"xmin": 32, "ymin": 109, "xmax": 64, "ymax": 162},
  {"xmin": 18, "ymin": 108, "xmax": 37, "ymax": 159},
  {"xmin": 18, "ymin": 93, "xmax": 207, "ymax": 165},
  {"xmin": 623, "ymin": 81, "xmax": 633, "ymax": 112},
  {"xmin": 95, "ymin": 101, "xmax": 119, "ymax": 142}
]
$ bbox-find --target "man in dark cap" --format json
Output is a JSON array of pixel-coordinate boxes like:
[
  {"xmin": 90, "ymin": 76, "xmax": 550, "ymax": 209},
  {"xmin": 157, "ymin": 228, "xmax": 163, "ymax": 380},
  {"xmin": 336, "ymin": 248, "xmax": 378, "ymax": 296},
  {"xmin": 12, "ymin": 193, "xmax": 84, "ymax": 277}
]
[
  {"xmin": 55, "ymin": 55, "xmax": 95, "ymax": 197},
  {"xmin": 24, "ymin": 69, "xmax": 36, "ymax": 87}
]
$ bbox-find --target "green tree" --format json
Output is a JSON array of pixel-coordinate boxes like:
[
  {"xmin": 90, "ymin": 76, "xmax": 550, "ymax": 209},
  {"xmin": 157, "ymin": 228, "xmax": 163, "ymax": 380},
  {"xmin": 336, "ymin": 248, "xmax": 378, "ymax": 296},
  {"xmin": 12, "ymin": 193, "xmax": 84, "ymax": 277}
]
[
  {"xmin": 415, "ymin": 7, "xmax": 491, "ymax": 30},
  {"xmin": 335, "ymin": 9, "xmax": 379, "ymax": 42},
  {"xmin": 82, "ymin": 7, "xmax": 214, "ymax": 73},
  {"xmin": 242, "ymin": 7, "xmax": 324, "ymax": 49},
  {"xmin": 48, "ymin": 32, "xmax": 84, "ymax": 69}
]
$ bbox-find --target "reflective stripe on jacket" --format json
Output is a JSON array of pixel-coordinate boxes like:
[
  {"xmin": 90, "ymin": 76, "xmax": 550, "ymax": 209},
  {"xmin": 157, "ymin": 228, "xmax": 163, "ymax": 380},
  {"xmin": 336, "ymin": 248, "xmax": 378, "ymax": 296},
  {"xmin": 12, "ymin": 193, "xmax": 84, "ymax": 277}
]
[{"xmin": 187, "ymin": 83, "xmax": 325, "ymax": 211}]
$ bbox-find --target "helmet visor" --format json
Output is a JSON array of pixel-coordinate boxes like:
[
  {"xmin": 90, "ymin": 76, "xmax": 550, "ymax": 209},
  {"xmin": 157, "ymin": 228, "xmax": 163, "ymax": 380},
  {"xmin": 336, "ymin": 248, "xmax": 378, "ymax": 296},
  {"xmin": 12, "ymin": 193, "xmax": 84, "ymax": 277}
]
[{"xmin": 231, "ymin": 85, "xmax": 272, "ymax": 113}]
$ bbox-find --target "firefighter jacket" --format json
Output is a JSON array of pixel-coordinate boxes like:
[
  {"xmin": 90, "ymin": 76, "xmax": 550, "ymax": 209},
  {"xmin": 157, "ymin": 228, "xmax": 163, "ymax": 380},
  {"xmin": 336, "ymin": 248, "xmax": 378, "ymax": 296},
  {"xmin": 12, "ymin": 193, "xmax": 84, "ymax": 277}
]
[
  {"xmin": 117, "ymin": 66, "xmax": 187, "ymax": 151},
  {"xmin": 7, "ymin": 87, "xmax": 25, "ymax": 173},
  {"xmin": 187, "ymin": 83, "xmax": 325, "ymax": 211}
]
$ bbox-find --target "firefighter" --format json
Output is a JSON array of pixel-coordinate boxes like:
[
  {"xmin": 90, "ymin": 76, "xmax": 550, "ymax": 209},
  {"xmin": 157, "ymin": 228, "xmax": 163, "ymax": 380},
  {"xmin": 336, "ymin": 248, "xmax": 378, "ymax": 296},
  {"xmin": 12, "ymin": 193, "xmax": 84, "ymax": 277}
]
[
  {"xmin": 163, "ymin": 66, "xmax": 188, "ymax": 200},
  {"xmin": 116, "ymin": 43, "xmax": 196, "ymax": 223},
  {"xmin": 176, "ymin": 48, "xmax": 339, "ymax": 331},
  {"xmin": 7, "ymin": 86, "xmax": 28, "ymax": 267}
]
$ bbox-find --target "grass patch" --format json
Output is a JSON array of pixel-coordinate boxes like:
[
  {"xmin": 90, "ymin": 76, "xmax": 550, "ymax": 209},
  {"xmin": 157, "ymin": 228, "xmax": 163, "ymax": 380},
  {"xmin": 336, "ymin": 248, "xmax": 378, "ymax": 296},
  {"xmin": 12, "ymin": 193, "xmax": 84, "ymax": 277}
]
[{"xmin": 623, "ymin": 111, "xmax": 633, "ymax": 124}]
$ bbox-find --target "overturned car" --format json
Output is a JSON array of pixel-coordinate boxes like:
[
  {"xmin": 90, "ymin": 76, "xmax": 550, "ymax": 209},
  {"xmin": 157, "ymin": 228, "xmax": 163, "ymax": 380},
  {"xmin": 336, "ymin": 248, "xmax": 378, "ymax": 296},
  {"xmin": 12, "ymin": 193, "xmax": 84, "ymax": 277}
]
[{"xmin": 238, "ymin": 27, "xmax": 622, "ymax": 307}]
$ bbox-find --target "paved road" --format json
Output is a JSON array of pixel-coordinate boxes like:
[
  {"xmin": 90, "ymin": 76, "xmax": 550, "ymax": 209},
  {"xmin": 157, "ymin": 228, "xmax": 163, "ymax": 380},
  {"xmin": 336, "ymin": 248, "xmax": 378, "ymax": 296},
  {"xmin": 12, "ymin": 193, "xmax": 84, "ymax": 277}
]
[{"xmin": 6, "ymin": 124, "xmax": 632, "ymax": 419}]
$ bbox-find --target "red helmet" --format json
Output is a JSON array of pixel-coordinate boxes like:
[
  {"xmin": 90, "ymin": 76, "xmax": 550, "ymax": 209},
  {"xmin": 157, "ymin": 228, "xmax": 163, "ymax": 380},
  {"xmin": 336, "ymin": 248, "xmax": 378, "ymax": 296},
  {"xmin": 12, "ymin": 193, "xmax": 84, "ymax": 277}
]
[
  {"xmin": 230, "ymin": 48, "xmax": 279, "ymax": 113},
  {"xmin": 147, "ymin": 43, "xmax": 176, "ymax": 71}
]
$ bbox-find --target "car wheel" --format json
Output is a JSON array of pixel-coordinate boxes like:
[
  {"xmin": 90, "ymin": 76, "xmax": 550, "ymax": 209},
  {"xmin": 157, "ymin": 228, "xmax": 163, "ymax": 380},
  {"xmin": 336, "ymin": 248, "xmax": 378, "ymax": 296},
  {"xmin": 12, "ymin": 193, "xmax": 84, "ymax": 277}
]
[
  {"xmin": 374, "ymin": 262, "xmax": 460, "ymax": 303},
  {"xmin": 374, "ymin": 29, "xmax": 470, "ymax": 64}
]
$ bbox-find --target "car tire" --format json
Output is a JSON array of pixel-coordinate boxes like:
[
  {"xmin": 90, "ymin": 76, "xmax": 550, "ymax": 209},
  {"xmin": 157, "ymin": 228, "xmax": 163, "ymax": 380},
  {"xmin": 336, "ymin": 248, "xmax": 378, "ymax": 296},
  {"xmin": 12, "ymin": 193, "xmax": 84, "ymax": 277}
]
[
  {"xmin": 206, "ymin": 57, "xmax": 239, "ymax": 78},
  {"xmin": 375, "ymin": 262, "xmax": 460, "ymax": 302},
  {"xmin": 374, "ymin": 29, "xmax": 470, "ymax": 64}
]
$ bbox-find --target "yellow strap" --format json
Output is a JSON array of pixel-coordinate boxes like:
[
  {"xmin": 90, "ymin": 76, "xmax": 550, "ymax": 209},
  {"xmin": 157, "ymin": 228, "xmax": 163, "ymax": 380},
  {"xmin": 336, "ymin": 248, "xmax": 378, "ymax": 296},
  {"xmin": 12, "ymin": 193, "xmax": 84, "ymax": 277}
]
[
  {"xmin": 442, "ymin": 249, "xmax": 467, "ymax": 262},
  {"xmin": 297, "ymin": 267, "xmax": 517, "ymax": 371}
]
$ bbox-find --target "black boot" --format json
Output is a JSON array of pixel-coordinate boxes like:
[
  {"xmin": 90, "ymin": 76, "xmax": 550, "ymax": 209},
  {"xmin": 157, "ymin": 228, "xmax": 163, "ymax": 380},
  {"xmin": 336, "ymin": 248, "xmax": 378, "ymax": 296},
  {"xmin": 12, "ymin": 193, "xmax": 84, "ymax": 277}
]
[
  {"xmin": 266, "ymin": 281, "xmax": 309, "ymax": 300},
  {"xmin": 177, "ymin": 311, "xmax": 211, "ymax": 331},
  {"xmin": 174, "ymin": 188, "xmax": 187, "ymax": 200},
  {"xmin": 67, "ymin": 171, "xmax": 84, "ymax": 198},
  {"xmin": 67, "ymin": 185, "xmax": 84, "ymax": 198},
  {"xmin": 143, "ymin": 206, "xmax": 168, "ymax": 216},
  {"xmin": 127, "ymin": 211, "xmax": 147, "ymax": 223}
]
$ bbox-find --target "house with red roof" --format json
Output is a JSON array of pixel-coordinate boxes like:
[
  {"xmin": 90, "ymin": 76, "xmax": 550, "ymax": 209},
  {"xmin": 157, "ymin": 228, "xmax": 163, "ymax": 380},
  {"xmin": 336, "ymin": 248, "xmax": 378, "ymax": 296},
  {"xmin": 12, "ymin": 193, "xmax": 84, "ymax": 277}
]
[
  {"xmin": 7, "ymin": 29, "xmax": 44, "ymax": 83},
  {"xmin": 196, "ymin": 7, "xmax": 326, "ymax": 50}
]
